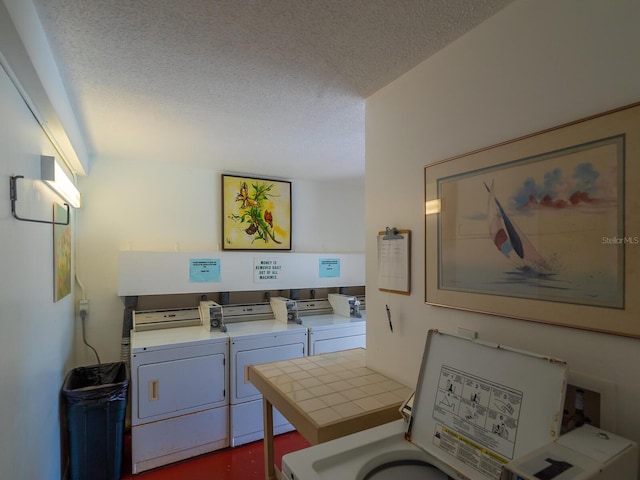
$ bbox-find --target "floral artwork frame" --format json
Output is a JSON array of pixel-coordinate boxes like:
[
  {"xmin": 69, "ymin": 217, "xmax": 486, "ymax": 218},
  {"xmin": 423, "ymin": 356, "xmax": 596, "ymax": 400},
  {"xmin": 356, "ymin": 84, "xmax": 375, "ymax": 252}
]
[
  {"xmin": 53, "ymin": 202, "xmax": 71, "ymax": 301},
  {"xmin": 424, "ymin": 102, "xmax": 640, "ymax": 338},
  {"xmin": 222, "ymin": 174, "xmax": 292, "ymax": 251}
]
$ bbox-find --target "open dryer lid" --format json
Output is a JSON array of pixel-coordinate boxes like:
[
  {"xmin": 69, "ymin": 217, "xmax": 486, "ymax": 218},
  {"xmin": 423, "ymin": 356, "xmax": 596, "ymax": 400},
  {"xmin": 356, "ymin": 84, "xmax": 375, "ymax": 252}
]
[{"xmin": 407, "ymin": 330, "xmax": 567, "ymax": 480}]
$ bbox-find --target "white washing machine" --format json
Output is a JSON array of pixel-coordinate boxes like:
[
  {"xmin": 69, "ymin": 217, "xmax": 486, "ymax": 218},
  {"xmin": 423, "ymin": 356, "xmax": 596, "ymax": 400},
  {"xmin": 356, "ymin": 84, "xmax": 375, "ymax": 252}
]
[
  {"xmin": 302, "ymin": 313, "xmax": 365, "ymax": 355},
  {"xmin": 224, "ymin": 303, "xmax": 308, "ymax": 447},
  {"xmin": 283, "ymin": 330, "xmax": 568, "ymax": 480},
  {"xmin": 130, "ymin": 310, "xmax": 229, "ymax": 474},
  {"xmin": 295, "ymin": 296, "xmax": 366, "ymax": 355},
  {"xmin": 501, "ymin": 423, "xmax": 638, "ymax": 479}
]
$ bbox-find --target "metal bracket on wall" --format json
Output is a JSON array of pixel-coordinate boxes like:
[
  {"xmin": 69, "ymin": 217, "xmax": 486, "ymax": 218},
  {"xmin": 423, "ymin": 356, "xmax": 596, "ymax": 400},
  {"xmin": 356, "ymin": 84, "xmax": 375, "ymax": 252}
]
[{"xmin": 9, "ymin": 175, "xmax": 70, "ymax": 225}]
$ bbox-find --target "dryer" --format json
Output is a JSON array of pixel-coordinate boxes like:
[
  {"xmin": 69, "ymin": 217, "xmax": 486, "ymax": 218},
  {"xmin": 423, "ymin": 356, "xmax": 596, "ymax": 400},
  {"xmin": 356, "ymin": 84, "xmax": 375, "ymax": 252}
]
[
  {"xmin": 302, "ymin": 313, "xmax": 366, "ymax": 355},
  {"xmin": 297, "ymin": 296, "xmax": 366, "ymax": 355},
  {"xmin": 282, "ymin": 330, "xmax": 568, "ymax": 480},
  {"xmin": 130, "ymin": 309, "xmax": 229, "ymax": 474},
  {"xmin": 224, "ymin": 302, "xmax": 308, "ymax": 447}
]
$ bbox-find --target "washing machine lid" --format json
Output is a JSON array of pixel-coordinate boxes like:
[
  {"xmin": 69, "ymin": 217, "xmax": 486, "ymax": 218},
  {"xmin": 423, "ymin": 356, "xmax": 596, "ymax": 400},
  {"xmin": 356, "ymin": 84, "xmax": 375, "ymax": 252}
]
[
  {"xmin": 407, "ymin": 330, "xmax": 567, "ymax": 480},
  {"xmin": 301, "ymin": 313, "xmax": 365, "ymax": 329}
]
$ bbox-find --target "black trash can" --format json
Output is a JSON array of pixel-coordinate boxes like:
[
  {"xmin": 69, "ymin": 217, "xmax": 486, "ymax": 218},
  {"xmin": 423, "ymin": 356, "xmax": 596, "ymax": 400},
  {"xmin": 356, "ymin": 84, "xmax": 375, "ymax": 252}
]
[{"xmin": 62, "ymin": 362, "xmax": 128, "ymax": 480}]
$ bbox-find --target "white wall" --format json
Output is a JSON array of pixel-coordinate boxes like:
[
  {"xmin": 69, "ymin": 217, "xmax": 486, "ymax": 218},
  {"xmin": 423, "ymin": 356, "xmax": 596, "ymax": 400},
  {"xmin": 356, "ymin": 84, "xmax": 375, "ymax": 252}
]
[
  {"xmin": 0, "ymin": 65, "xmax": 75, "ymax": 479},
  {"xmin": 75, "ymin": 159, "xmax": 364, "ymax": 364},
  {"xmin": 365, "ymin": 0, "xmax": 640, "ymax": 455},
  {"xmin": 1, "ymin": 0, "xmax": 89, "ymax": 175},
  {"xmin": 1, "ymin": 3, "xmax": 366, "ymax": 472}
]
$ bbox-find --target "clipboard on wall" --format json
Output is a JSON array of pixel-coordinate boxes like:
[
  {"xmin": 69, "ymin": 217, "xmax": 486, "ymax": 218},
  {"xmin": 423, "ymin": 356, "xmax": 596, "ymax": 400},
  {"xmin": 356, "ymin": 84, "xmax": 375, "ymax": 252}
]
[{"xmin": 377, "ymin": 228, "xmax": 410, "ymax": 294}]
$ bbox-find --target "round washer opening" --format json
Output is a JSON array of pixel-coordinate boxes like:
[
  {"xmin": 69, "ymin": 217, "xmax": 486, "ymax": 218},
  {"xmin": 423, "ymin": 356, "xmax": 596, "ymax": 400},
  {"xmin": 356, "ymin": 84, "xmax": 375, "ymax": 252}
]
[{"xmin": 362, "ymin": 459, "xmax": 450, "ymax": 480}]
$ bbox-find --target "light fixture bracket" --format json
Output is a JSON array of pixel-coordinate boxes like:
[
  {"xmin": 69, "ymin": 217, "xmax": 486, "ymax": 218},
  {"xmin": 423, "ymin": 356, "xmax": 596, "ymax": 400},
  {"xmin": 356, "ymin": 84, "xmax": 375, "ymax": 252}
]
[{"xmin": 9, "ymin": 175, "xmax": 70, "ymax": 225}]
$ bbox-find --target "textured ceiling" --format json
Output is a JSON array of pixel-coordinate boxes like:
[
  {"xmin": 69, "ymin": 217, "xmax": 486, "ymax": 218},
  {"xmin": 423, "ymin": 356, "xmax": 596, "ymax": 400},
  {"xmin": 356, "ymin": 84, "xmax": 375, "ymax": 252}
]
[{"xmin": 32, "ymin": 0, "xmax": 513, "ymax": 180}]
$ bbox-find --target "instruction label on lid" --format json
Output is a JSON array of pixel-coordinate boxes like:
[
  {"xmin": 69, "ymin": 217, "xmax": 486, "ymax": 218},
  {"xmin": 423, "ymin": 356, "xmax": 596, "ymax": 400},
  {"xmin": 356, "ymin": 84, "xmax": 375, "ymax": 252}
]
[
  {"xmin": 410, "ymin": 331, "xmax": 566, "ymax": 480},
  {"xmin": 432, "ymin": 365, "xmax": 524, "ymax": 477},
  {"xmin": 433, "ymin": 424, "xmax": 506, "ymax": 479}
]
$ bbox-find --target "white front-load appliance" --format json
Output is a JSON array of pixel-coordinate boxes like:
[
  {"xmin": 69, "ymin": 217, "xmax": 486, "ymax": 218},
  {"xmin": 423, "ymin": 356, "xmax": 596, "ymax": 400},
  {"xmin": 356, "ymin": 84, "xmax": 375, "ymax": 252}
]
[
  {"xmin": 225, "ymin": 303, "xmax": 308, "ymax": 446},
  {"xmin": 290, "ymin": 295, "xmax": 367, "ymax": 355},
  {"xmin": 130, "ymin": 310, "xmax": 229, "ymax": 474},
  {"xmin": 282, "ymin": 330, "xmax": 568, "ymax": 480},
  {"xmin": 295, "ymin": 297, "xmax": 366, "ymax": 355},
  {"xmin": 302, "ymin": 313, "xmax": 366, "ymax": 355},
  {"xmin": 500, "ymin": 423, "xmax": 638, "ymax": 479}
]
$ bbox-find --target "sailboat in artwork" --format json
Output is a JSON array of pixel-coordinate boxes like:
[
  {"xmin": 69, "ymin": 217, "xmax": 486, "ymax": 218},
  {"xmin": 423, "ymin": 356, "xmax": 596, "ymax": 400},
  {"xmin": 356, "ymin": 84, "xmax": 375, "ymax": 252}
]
[{"xmin": 484, "ymin": 181, "xmax": 554, "ymax": 275}]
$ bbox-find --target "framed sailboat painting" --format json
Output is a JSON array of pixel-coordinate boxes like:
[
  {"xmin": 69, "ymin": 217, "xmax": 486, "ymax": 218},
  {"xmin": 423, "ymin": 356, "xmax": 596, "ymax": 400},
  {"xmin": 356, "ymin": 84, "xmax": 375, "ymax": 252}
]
[{"xmin": 425, "ymin": 102, "xmax": 640, "ymax": 338}]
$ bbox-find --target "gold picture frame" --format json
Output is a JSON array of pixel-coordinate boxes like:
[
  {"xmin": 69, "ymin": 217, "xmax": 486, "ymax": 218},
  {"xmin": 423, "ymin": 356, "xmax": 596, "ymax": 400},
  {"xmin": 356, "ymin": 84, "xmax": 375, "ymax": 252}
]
[
  {"xmin": 53, "ymin": 202, "xmax": 71, "ymax": 301},
  {"xmin": 425, "ymin": 102, "xmax": 640, "ymax": 338},
  {"xmin": 222, "ymin": 174, "xmax": 292, "ymax": 251}
]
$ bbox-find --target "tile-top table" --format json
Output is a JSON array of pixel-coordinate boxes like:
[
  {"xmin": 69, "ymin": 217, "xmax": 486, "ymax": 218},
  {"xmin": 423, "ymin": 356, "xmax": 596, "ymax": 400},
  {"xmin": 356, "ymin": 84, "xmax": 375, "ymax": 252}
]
[{"xmin": 247, "ymin": 348, "xmax": 412, "ymax": 480}]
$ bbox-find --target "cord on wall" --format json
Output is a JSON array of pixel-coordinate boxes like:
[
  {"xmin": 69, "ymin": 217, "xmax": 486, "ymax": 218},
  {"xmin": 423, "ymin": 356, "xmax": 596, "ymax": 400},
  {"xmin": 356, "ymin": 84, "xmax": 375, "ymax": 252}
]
[
  {"xmin": 80, "ymin": 307, "xmax": 101, "ymax": 365},
  {"xmin": 71, "ymin": 186, "xmax": 100, "ymax": 364}
]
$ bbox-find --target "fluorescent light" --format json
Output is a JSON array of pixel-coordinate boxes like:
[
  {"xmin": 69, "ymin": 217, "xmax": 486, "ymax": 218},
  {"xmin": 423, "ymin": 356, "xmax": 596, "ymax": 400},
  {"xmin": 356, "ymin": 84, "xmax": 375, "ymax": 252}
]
[
  {"xmin": 425, "ymin": 199, "xmax": 440, "ymax": 215},
  {"xmin": 41, "ymin": 155, "xmax": 81, "ymax": 208}
]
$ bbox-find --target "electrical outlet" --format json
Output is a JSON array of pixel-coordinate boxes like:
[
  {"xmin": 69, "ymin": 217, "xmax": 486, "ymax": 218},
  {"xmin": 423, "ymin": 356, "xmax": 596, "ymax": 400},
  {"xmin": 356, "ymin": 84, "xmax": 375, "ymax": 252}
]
[
  {"xmin": 566, "ymin": 370, "xmax": 617, "ymax": 432},
  {"xmin": 78, "ymin": 299, "xmax": 89, "ymax": 317},
  {"xmin": 563, "ymin": 384, "xmax": 601, "ymax": 432}
]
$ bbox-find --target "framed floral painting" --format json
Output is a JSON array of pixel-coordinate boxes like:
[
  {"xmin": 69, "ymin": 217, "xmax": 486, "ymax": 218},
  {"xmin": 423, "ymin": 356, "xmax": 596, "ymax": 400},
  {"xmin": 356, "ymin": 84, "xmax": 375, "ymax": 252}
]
[
  {"xmin": 53, "ymin": 202, "xmax": 71, "ymax": 301},
  {"xmin": 222, "ymin": 174, "xmax": 292, "ymax": 250}
]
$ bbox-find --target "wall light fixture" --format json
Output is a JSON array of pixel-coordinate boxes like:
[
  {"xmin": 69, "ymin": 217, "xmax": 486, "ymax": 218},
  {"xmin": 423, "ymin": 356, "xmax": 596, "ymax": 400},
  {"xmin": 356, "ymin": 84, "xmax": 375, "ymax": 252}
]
[
  {"xmin": 9, "ymin": 155, "xmax": 81, "ymax": 225},
  {"xmin": 41, "ymin": 155, "xmax": 81, "ymax": 208},
  {"xmin": 425, "ymin": 199, "xmax": 441, "ymax": 216}
]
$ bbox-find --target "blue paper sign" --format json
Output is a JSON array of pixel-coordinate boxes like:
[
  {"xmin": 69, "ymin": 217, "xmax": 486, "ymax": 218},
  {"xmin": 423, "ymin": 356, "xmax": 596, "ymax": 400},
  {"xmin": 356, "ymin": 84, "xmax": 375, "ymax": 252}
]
[
  {"xmin": 319, "ymin": 258, "xmax": 340, "ymax": 278},
  {"xmin": 190, "ymin": 258, "xmax": 221, "ymax": 283}
]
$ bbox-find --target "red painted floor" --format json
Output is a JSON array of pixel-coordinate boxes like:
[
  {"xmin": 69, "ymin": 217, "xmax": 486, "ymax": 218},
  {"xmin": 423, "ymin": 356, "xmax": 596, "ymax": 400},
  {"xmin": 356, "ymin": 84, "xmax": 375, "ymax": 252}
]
[{"xmin": 120, "ymin": 431, "xmax": 311, "ymax": 479}]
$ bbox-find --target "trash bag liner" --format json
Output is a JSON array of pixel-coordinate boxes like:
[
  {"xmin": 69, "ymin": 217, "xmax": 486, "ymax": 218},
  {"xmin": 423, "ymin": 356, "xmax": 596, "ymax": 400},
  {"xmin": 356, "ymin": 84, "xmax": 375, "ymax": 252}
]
[{"xmin": 62, "ymin": 362, "xmax": 128, "ymax": 405}]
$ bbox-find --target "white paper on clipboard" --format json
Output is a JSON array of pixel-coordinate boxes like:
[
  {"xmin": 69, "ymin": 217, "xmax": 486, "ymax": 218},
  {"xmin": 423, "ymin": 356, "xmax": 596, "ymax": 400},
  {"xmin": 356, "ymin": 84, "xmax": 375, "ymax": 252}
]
[{"xmin": 377, "ymin": 229, "xmax": 410, "ymax": 294}]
